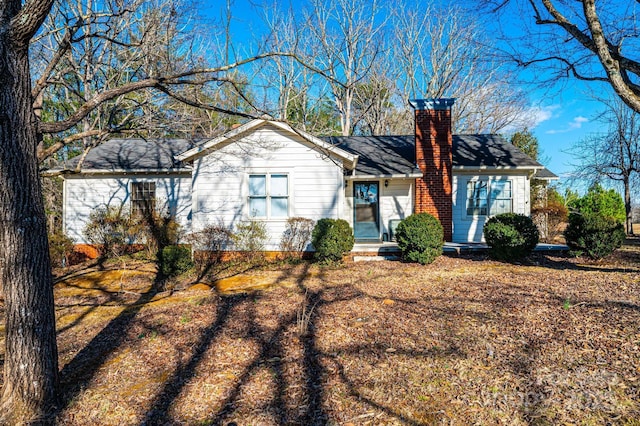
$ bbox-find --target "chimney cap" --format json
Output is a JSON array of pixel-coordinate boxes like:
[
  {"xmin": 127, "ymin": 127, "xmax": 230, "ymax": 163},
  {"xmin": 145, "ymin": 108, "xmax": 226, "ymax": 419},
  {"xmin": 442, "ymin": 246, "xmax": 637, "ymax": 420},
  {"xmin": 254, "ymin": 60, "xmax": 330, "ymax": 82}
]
[{"xmin": 409, "ymin": 98, "xmax": 455, "ymax": 111}]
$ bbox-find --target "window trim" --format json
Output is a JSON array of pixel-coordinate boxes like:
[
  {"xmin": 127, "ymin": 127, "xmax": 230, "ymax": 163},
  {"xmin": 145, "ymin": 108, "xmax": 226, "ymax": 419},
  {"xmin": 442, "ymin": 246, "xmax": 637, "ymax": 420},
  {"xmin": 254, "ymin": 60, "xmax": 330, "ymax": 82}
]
[
  {"xmin": 465, "ymin": 178, "xmax": 513, "ymax": 218},
  {"xmin": 247, "ymin": 173, "xmax": 290, "ymax": 219}
]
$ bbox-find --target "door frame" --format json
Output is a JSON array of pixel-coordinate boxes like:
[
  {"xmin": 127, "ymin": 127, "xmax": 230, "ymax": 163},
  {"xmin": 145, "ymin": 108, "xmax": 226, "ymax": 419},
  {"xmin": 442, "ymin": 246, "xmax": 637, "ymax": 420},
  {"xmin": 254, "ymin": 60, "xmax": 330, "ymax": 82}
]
[{"xmin": 353, "ymin": 180, "xmax": 381, "ymax": 241}]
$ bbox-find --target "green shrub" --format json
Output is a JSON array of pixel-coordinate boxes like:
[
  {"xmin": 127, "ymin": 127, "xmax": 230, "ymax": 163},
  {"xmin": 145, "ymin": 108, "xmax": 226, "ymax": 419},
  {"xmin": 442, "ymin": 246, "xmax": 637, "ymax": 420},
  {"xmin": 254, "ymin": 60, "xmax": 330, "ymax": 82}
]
[
  {"xmin": 567, "ymin": 183, "xmax": 625, "ymax": 224},
  {"xmin": 311, "ymin": 218, "xmax": 354, "ymax": 263},
  {"xmin": 49, "ymin": 231, "xmax": 74, "ymax": 268},
  {"xmin": 483, "ymin": 213, "xmax": 539, "ymax": 261},
  {"xmin": 564, "ymin": 213, "xmax": 625, "ymax": 259},
  {"xmin": 280, "ymin": 217, "xmax": 315, "ymax": 257},
  {"xmin": 395, "ymin": 213, "xmax": 444, "ymax": 265},
  {"xmin": 160, "ymin": 245, "xmax": 194, "ymax": 277}
]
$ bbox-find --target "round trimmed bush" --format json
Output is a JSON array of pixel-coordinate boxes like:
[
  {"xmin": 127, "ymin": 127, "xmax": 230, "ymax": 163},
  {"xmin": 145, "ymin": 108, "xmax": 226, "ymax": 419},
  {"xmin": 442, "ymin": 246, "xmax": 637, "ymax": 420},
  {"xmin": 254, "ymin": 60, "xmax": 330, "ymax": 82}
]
[
  {"xmin": 395, "ymin": 213, "xmax": 444, "ymax": 265},
  {"xmin": 160, "ymin": 245, "xmax": 194, "ymax": 277},
  {"xmin": 564, "ymin": 212, "xmax": 625, "ymax": 259},
  {"xmin": 311, "ymin": 218, "xmax": 354, "ymax": 263},
  {"xmin": 483, "ymin": 213, "xmax": 539, "ymax": 261}
]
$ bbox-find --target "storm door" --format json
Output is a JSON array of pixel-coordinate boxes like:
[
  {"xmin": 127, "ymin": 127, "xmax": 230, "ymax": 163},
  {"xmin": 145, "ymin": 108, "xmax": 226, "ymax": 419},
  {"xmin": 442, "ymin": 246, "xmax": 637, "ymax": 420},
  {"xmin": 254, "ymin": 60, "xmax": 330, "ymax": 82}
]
[{"xmin": 353, "ymin": 181, "xmax": 380, "ymax": 241}]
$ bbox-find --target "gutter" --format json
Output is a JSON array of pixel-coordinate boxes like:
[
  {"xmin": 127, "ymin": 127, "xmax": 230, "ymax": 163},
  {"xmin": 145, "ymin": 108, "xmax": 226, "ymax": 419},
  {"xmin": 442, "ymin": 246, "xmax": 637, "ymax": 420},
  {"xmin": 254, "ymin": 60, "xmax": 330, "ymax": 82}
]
[{"xmin": 42, "ymin": 168, "xmax": 192, "ymax": 177}]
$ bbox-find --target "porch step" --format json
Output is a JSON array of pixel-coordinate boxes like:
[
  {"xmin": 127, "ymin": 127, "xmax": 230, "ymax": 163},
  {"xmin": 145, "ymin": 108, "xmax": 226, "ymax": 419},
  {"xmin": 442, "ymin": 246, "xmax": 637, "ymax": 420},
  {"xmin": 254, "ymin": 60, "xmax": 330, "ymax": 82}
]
[
  {"xmin": 351, "ymin": 242, "xmax": 569, "ymax": 258},
  {"xmin": 353, "ymin": 255, "xmax": 401, "ymax": 262}
]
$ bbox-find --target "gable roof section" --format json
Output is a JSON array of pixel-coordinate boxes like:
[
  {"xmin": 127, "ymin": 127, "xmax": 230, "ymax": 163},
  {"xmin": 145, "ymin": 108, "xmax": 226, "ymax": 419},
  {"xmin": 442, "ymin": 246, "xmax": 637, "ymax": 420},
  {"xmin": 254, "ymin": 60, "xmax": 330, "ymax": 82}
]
[
  {"xmin": 63, "ymin": 138, "xmax": 197, "ymax": 174},
  {"xmin": 177, "ymin": 119, "xmax": 358, "ymax": 169},
  {"xmin": 324, "ymin": 135, "xmax": 421, "ymax": 177},
  {"xmin": 453, "ymin": 134, "xmax": 542, "ymax": 169},
  {"xmin": 325, "ymin": 134, "xmax": 544, "ymax": 177},
  {"xmin": 533, "ymin": 168, "xmax": 559, "ymax": 180}
]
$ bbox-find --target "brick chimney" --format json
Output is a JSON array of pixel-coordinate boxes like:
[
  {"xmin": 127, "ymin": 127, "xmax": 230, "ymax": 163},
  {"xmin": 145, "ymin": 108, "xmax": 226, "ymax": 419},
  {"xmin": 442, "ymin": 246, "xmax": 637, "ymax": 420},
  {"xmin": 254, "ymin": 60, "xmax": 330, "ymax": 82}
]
[{"xmin": 409, "ymin": 98, "xmax": 455, "ymax": 241}]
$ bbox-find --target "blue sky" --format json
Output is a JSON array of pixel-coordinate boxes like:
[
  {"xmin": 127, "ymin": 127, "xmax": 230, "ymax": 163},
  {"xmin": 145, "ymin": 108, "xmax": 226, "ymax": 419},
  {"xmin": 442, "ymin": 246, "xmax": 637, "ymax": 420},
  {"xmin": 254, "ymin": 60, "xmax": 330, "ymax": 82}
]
[
  {"xmin": 527, "ymin": 85, "xmax": 606, "ymax": 185},
  {"xmin": 201, "ymin": 0, "xmax": 614, "ymax": 189}
]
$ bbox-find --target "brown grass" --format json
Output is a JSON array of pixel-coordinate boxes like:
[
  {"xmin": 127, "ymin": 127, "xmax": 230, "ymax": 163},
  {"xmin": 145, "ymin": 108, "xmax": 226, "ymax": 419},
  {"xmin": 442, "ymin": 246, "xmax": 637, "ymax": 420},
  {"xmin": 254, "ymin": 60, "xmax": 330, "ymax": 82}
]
[{"xmin": 2, "ymin": 244, "xmax": 640, "ymax": 425}]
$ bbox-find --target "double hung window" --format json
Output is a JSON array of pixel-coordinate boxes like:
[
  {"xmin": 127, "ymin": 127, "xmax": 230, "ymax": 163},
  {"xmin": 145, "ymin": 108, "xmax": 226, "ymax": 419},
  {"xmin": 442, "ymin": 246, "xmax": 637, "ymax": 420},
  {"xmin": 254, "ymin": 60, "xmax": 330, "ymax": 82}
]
[
  {"xmin": 248, "ymin": 174, "xmax": 289, "ymax": 218},
  {"xmin": 466, "ymin": 180, "xmax": 512, "ymax": 216}
]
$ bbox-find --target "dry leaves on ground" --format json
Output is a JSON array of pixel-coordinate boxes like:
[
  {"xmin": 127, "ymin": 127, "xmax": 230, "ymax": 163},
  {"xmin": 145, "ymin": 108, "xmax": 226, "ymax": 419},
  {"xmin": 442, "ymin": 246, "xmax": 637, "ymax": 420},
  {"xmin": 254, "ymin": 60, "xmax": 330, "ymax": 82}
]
[{"xmin": 2, "ymin": 244, "xmax": 640, "ymax": 425}]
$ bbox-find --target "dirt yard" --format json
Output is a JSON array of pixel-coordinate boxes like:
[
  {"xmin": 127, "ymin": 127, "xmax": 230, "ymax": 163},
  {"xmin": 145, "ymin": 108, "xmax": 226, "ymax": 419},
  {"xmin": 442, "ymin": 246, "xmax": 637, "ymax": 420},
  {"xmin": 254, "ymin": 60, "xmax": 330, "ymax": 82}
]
[{"xmin": 1, "ymin": 243, "xmax": 640, "ymax": 425}]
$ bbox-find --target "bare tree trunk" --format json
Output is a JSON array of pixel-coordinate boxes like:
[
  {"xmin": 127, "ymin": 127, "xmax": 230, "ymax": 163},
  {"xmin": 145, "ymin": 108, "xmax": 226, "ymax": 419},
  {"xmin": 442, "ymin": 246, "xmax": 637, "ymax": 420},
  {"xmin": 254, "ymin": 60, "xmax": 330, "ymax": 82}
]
[
  {"xmin": 0, "ymin": 36, "xmax": 59, "ymax": 423},
  {"xmin": 624, "ymin": 175, "xmax": 634, "ymax": 235}
]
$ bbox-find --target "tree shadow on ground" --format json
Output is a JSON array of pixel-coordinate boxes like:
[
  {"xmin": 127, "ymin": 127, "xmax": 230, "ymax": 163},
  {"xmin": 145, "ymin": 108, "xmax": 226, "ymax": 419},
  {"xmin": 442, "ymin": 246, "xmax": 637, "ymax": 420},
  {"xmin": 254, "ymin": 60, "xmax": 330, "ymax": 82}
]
[
  {"xmin": 451, "ymin": 249, "xmax": 640, "ymax": 274},
  {"xmin": 51, "ymin": 253, "xmax": 640, "ymax": 424},
  {"xmin": 55, "ymin": 272, "xmax": 169, "ymax": 417}
]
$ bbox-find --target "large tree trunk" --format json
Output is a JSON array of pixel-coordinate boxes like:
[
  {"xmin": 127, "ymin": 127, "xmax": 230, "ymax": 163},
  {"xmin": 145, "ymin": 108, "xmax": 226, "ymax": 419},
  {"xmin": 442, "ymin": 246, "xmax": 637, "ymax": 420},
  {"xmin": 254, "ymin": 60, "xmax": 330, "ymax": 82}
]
[{"xmin": 0, "ymin": 34, "xmax": 59, "ymax": 423}]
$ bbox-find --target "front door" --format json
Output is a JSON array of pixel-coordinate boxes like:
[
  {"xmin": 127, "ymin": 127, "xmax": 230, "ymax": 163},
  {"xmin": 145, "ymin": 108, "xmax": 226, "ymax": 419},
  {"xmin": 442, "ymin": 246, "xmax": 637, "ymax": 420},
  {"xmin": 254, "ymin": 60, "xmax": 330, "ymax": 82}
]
[{"xmin": 354, "ymin": 181, "xmax": 380, "ymax": 241}]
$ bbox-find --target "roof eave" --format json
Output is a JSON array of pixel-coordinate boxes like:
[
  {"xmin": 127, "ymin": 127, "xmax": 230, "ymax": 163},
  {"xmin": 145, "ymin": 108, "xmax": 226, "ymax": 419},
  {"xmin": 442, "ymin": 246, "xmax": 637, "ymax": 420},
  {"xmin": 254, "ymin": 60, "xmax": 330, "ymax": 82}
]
[
  {"xmin": 346, "ymin": 172, "xmax": 423, "ymax": 179},
  {"xmin": 45, "ymin": 168, "xmax": 192, "ymax": 177},
  {"xmin": 453, "ymin": 165, "xmax": 543, "ymax": 171}
]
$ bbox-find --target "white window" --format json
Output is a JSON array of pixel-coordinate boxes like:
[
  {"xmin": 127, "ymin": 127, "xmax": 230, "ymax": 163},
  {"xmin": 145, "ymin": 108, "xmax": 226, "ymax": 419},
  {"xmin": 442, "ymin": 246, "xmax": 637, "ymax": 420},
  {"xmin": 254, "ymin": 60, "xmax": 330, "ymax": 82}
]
[
  {"xmin": 248, "ymin": 174, "xmax": 289, "ymax": 218},
  {"xmin": 466, "ymin": 180, "xmax": 512, "ymax": 216}
]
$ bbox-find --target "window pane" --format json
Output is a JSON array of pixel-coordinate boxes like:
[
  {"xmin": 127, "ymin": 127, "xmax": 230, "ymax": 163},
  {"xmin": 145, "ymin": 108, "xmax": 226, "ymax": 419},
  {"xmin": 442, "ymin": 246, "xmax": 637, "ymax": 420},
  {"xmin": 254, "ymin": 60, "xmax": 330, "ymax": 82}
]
[
  {"xmin": 490, "ymin": 199, "xmax": 511, "ymax": 215},
  {"xmin": 491, "ymin": 181, "xmax": 511, "ymax": 198},
  {"xmin": 271, "ymin": 197, "xmax": 288, "ymax": 217},
  {"xmin": 249, "ymin": 197, "xmax": 266, "ymax": 217},
  {"xmin": 249, "ymin": 175, "xmax": 266, "ymax": 196},
  {"xmin": 271, "ymin": 175, "xmax": 288, "ymax": 196},
  {"xmin": 467, "ymin": 199, "xmax": 487, "ymax": 216},
  {"xmin": 489, "ymin": 181, "xmax": 512, "ymax": 215},
  {"xmin": 466, "ymin": 181, "xmax": 487, "ymax": 215}
]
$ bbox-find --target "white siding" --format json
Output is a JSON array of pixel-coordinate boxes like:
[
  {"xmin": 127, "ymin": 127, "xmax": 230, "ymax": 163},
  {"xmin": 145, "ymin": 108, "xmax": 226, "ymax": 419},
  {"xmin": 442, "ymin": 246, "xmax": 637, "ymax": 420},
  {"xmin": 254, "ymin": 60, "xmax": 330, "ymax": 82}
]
[
  {"xmin": 344, "ymin": 178, "xmax": 413, "ymax": 241},
  {"xmin": 452, "ymin": 172, "xmax": 531, "ymax": 243},
  {"xmin": 63, "ymin": 174, "xmax": 192, "ymax": 243},
  {"xmin": 192, "ymin": 124, "xmax": 344, "ymax": 250}
]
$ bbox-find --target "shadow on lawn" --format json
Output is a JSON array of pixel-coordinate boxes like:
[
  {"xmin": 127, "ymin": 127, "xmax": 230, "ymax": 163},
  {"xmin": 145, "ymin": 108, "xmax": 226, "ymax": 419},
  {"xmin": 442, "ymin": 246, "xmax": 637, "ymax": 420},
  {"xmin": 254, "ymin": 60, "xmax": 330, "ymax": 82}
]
[
  {"xmin": 52, "ymin": 251, "xmax": 639, "ymax": 424},
  {"xmin": 55, "ymin": 273, "xmax": 168, "ymax": 417},
  {"xmin": 140, "ymin": 262, "xmax": 335, "ymax": 425},
  {"xmin": 140, "ymin": 262, "xmax": 453, "ymax": 425},
  {"xmin": 453, "ymin": 248, "xmax": 640, "ymax": 275}
]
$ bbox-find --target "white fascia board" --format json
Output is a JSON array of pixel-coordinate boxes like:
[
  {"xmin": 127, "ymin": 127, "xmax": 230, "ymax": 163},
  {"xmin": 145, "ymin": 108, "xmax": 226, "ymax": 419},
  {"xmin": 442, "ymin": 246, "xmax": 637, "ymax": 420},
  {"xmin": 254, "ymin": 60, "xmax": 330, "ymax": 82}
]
[
  {"xmin": 52, "ymin": 169, "xmax": 192, "ymax": 177},
  {"xmin": 346, "ymin": 172, "xmax": 423, "ymax": 180},
  {"xmin": 453, "ymin": 165, "xmax": 543, "ymax": 172},
  {"xmin": 268, "ymin": 121, "xmax": 359, "ymax": 168},
  {"xmin": 176, "ymin": 118, "xmax": 267, "ymax": 161}
]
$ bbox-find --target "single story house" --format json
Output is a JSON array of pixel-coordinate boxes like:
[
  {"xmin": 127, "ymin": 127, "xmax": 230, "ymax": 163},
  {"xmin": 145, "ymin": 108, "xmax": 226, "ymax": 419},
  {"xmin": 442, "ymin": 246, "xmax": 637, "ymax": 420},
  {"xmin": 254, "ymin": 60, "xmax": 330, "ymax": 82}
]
[{"xmin": 58, "ymin": 98, "xmax": 553, "ymax": 250}]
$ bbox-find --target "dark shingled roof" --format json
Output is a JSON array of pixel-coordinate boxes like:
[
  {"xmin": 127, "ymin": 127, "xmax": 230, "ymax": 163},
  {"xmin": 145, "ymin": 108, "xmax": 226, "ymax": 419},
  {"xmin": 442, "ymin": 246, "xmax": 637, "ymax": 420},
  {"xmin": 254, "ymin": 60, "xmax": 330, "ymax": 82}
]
[
  {"xmin": 533, "ymin": 168, "xmax": 559, "ymax": 180},
  {"xmin": 453, "ymin": 134, "xmax": 542, "ymax": 168},
  {"xmin": 67, "ymin": 138, "xmax": 198, "ymax": 171},
  {"xmin": 67, "ymin": 132, "xmax": 545, "ymax": 175},
  {"xmin": 324, "ymin": 134, "xmax": 543, "ymax": 176},
  {"xmin": 323, "ymin": 135, "xmax": 418, "ymax": 176}
]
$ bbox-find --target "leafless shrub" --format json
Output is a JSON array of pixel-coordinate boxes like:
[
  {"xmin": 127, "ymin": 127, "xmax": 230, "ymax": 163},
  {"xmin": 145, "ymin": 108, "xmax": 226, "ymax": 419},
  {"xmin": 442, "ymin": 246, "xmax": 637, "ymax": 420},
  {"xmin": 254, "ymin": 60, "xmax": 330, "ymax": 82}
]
[
  {"xmin": 232, "ymin": 220, "xmax": 268, "ymax": 261},
  {"xmin": 296, "ymin": 291, "xmax": 319, "ymax": 337},
  {"xmin": 187, "ymin": 223, "xmax": 233, "ymax": 269},
  {"xmin": 280, "ymin": 217, "xmax": 314, "ymax": 258}
]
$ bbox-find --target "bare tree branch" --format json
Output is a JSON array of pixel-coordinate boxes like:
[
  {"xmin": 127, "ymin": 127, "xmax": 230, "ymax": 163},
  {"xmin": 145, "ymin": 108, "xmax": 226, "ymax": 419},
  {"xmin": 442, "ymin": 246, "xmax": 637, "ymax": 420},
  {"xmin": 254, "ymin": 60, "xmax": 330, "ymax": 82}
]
[{"xmin": 9, "ymin": 0, "xmax": 55, "ymax": 45}]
